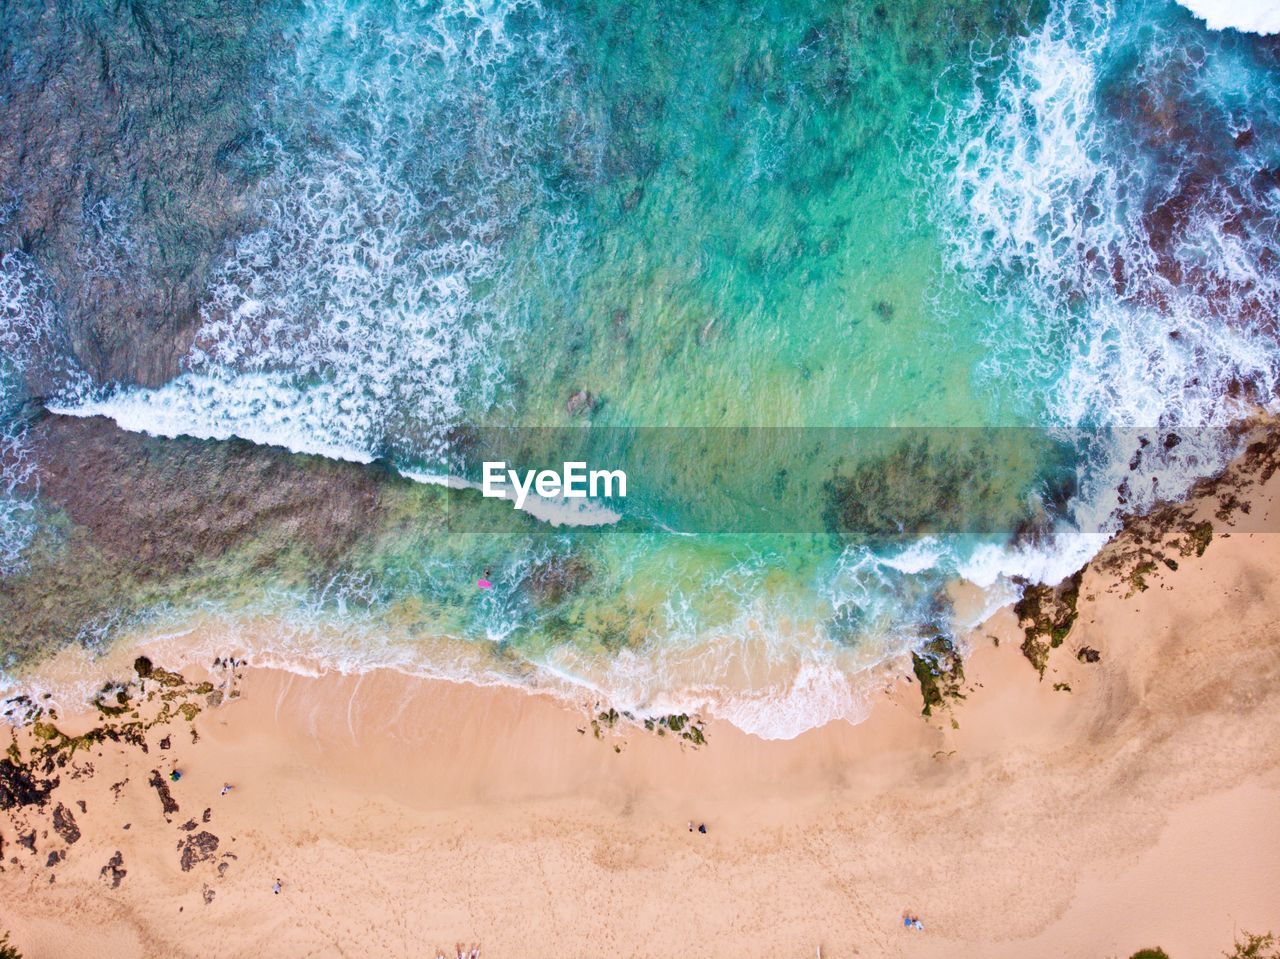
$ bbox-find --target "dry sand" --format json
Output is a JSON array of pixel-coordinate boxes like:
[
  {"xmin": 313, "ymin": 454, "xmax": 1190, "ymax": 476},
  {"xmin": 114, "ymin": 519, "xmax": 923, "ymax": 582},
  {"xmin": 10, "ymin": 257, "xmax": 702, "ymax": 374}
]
[{"xmin": 3, "ymin": 476, "xmax": 1280, "ymax": 958}]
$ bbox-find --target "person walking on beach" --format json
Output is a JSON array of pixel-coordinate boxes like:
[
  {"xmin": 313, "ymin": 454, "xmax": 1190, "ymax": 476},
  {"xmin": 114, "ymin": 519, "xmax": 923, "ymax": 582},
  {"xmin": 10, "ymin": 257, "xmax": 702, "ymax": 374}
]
[
  {"xmin": 273, "ymin": 879, "xmax": 282, "ymax": 894},
  {"xmin": 221, "ymin": 783, "xmax": 233, "ymax": 796}
]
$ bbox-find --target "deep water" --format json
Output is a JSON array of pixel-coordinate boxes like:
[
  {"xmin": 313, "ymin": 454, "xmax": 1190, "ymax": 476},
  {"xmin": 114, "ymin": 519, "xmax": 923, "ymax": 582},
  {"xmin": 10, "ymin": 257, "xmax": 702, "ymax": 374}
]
[{"xmin": 2, "ymin": 0, "xmax": 1279, "ymax": 735}]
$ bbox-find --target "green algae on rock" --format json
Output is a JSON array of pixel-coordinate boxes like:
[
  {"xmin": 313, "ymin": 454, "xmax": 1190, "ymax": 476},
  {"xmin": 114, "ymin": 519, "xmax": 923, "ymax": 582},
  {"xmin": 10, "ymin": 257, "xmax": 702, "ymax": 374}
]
[
  {"xmin": 910, "ymin": 634, "xmax": 965, "ymax": 717},
  {"xmin": 1014, "ymin": 568, "xmax": 1086, "ymax": 678}
]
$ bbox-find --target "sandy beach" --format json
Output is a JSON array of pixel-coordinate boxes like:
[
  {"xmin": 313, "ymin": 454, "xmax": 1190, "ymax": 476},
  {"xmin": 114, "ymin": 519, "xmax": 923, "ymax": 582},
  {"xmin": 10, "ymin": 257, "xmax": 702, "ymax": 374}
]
[{"xmin": 2, "ymin": 444, "xmax": 1279, "ymax": 959}]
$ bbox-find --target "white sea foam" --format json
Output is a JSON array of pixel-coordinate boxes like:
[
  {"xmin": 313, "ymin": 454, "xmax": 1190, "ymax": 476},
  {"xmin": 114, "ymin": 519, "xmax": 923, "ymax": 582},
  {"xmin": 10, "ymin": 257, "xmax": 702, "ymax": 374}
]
[
  {"xmin": 0, "ymin": 251, "xmax": 88, "ymax": 575},
  {"xmin": 59, "ymin": 0, "xmax": 588, "ymax": 468},
  {"xmin": 56, "ymin": 372, "xmax": 379, "ymax": 465},
  {"xmin": 934, "ymin": 0, "xmax": 1280, "ymax": 579},
  {"xmin": 880, "ymin": 537, "xmax": 944, "ymax": 575},
  {"xmin": 1176, "ymin": 0, "xmax": 1280, "ymax": 34}
]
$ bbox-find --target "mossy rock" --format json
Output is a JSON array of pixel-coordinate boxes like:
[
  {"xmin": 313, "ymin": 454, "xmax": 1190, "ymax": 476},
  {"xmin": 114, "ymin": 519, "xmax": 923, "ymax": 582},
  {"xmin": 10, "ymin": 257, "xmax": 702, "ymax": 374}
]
[
  {"xmin": 911, "ymin": 635, "xmax": 964, "ymax": 717},
  {"xmin": 681, "ymin": 725, "xmax": 706, "ymax": 747},
  {"xmin": 1128, "ymin": 560, "xmax": 1158, "ymax": 593},
  {"xmin": 1015, "ymin": 567, "xmax": 1085, "ymax": 676},
  {"xmin": 31, "ymin": 721, "xmax": 62, "ymax": 742},
  {"xmin": 1179, "ymin": 521, "xmax": 1212, "ymax": 558}
]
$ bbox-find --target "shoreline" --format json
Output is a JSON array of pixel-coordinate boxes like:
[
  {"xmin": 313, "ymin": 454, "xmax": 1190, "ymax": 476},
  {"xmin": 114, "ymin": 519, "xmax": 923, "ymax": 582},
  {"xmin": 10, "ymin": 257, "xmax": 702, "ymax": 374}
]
[{"xmin": 2, "ymin": 424, "xmax": 1280, "ymax": 956}]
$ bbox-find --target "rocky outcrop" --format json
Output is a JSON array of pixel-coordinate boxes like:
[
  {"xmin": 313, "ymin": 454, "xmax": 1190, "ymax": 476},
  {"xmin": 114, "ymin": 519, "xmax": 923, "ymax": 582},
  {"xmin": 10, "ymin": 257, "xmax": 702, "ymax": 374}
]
[
  {"xmin": 178, "ymin": 831, "xmax": 220, "ymax": 872},
  {"xmin": 1014, "ymin": 568, "xmax": 1086, "ymax": 678},
  {"xmin": 100, "ymin": 851, "xmax": 126, "ymax": 888},
  {"xmin": 51, "ymin": 802, "xmax": 81, "ymax": 844}
]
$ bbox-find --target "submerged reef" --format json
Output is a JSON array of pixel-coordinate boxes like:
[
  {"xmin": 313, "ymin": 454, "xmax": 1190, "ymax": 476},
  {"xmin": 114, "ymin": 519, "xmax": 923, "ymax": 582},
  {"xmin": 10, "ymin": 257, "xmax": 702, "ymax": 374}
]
[
  {"xmin": 0, "ymin": 0, "xmax": 288, "ymax": 388},
  {"xmin": 822, "ymin": 431, "xmax": 1057, "ymax": 543},
  {"xmin": 0, "ymin": 413, "xmax": 405, "ymax": 667}
]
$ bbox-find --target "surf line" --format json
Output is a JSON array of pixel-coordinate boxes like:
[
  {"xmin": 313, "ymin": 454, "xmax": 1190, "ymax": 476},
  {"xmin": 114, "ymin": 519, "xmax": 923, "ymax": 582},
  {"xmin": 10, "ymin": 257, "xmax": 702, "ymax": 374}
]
[{"xmin": 482, "ymin": 461, "xmax": 627, "ymax": 511}]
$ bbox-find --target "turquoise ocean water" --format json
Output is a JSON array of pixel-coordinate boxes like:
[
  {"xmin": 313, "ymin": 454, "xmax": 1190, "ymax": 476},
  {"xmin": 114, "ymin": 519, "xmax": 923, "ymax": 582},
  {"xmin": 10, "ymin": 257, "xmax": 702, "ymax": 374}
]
[{"xmin": 3, "ymin": 0, "xmax": 1279, "ymax": 734}]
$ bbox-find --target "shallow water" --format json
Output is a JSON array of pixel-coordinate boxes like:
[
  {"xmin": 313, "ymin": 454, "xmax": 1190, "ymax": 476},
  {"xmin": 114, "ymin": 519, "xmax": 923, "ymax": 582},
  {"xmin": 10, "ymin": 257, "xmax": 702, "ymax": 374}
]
[{"xmin": 3, "ymin": 0, "xmax": 1280, "ymax": 735}]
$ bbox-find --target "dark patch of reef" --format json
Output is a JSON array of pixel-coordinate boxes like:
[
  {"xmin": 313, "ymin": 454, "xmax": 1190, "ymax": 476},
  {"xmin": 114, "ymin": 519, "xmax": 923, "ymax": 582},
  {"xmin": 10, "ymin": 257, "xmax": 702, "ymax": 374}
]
[
  {"xmin": 1, "ymin": 413, "xmax": 604, "ymax": 673},
  {"xmin": 1, "ymin": 413, "xmax": 399, "ymax": 668},
  {"xmin": 822, "ymin": 430, "xmax": 1032, "ymax": 544}
]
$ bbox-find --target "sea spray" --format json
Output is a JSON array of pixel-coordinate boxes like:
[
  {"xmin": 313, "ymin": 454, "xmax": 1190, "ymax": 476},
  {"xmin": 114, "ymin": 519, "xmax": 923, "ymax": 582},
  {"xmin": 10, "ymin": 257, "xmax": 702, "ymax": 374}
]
[{"xmin": 932, "ymin": 0, "xmax": 1280, "ymax": 534}]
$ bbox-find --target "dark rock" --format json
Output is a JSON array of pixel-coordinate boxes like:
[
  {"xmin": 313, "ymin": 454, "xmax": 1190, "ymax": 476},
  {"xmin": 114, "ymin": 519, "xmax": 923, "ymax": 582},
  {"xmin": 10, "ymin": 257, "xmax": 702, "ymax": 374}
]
[
  {"xmin": 52, "ymin": 803, "xmax": 81, "ymax": 844},
  {"xmin": 1076, "ymin": 646, "xmax": 1102, "ymax": 664},
  {"xmin": 177, "ymin": 831, "xmax": 219, "ymax": 872},
  {"xmin": 146, "ymin": 769, "xmax": 179, "ymax": 818},
  {"xmin": 46, "ymin": 849, "xmax": 64, "ymax": 867},
  {"xmin": 0, "ymin": 759, "xmax": 58, "ymax": 810},
  {"xmin": 180, "ymin": 819, "xmax": 198, "ymax": 832},
  {"xmin": 100, "ymin": 851, "xmax": 126, "ymax": 888}
]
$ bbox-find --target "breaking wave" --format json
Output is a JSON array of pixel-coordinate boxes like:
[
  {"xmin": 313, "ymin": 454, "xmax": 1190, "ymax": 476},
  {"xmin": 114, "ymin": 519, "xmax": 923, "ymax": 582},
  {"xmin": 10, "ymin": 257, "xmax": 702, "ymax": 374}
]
[
  {"xmin": 932, "ymin": 0, "xmax": 1280, "ymax": 528},
  {"xmin": 1176, "ymin": 0, "xmax": 1280, "ymax": 35},
  {"xmin": 66, "ymin": 0, "xmax": 594, "ymax": 465}
]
